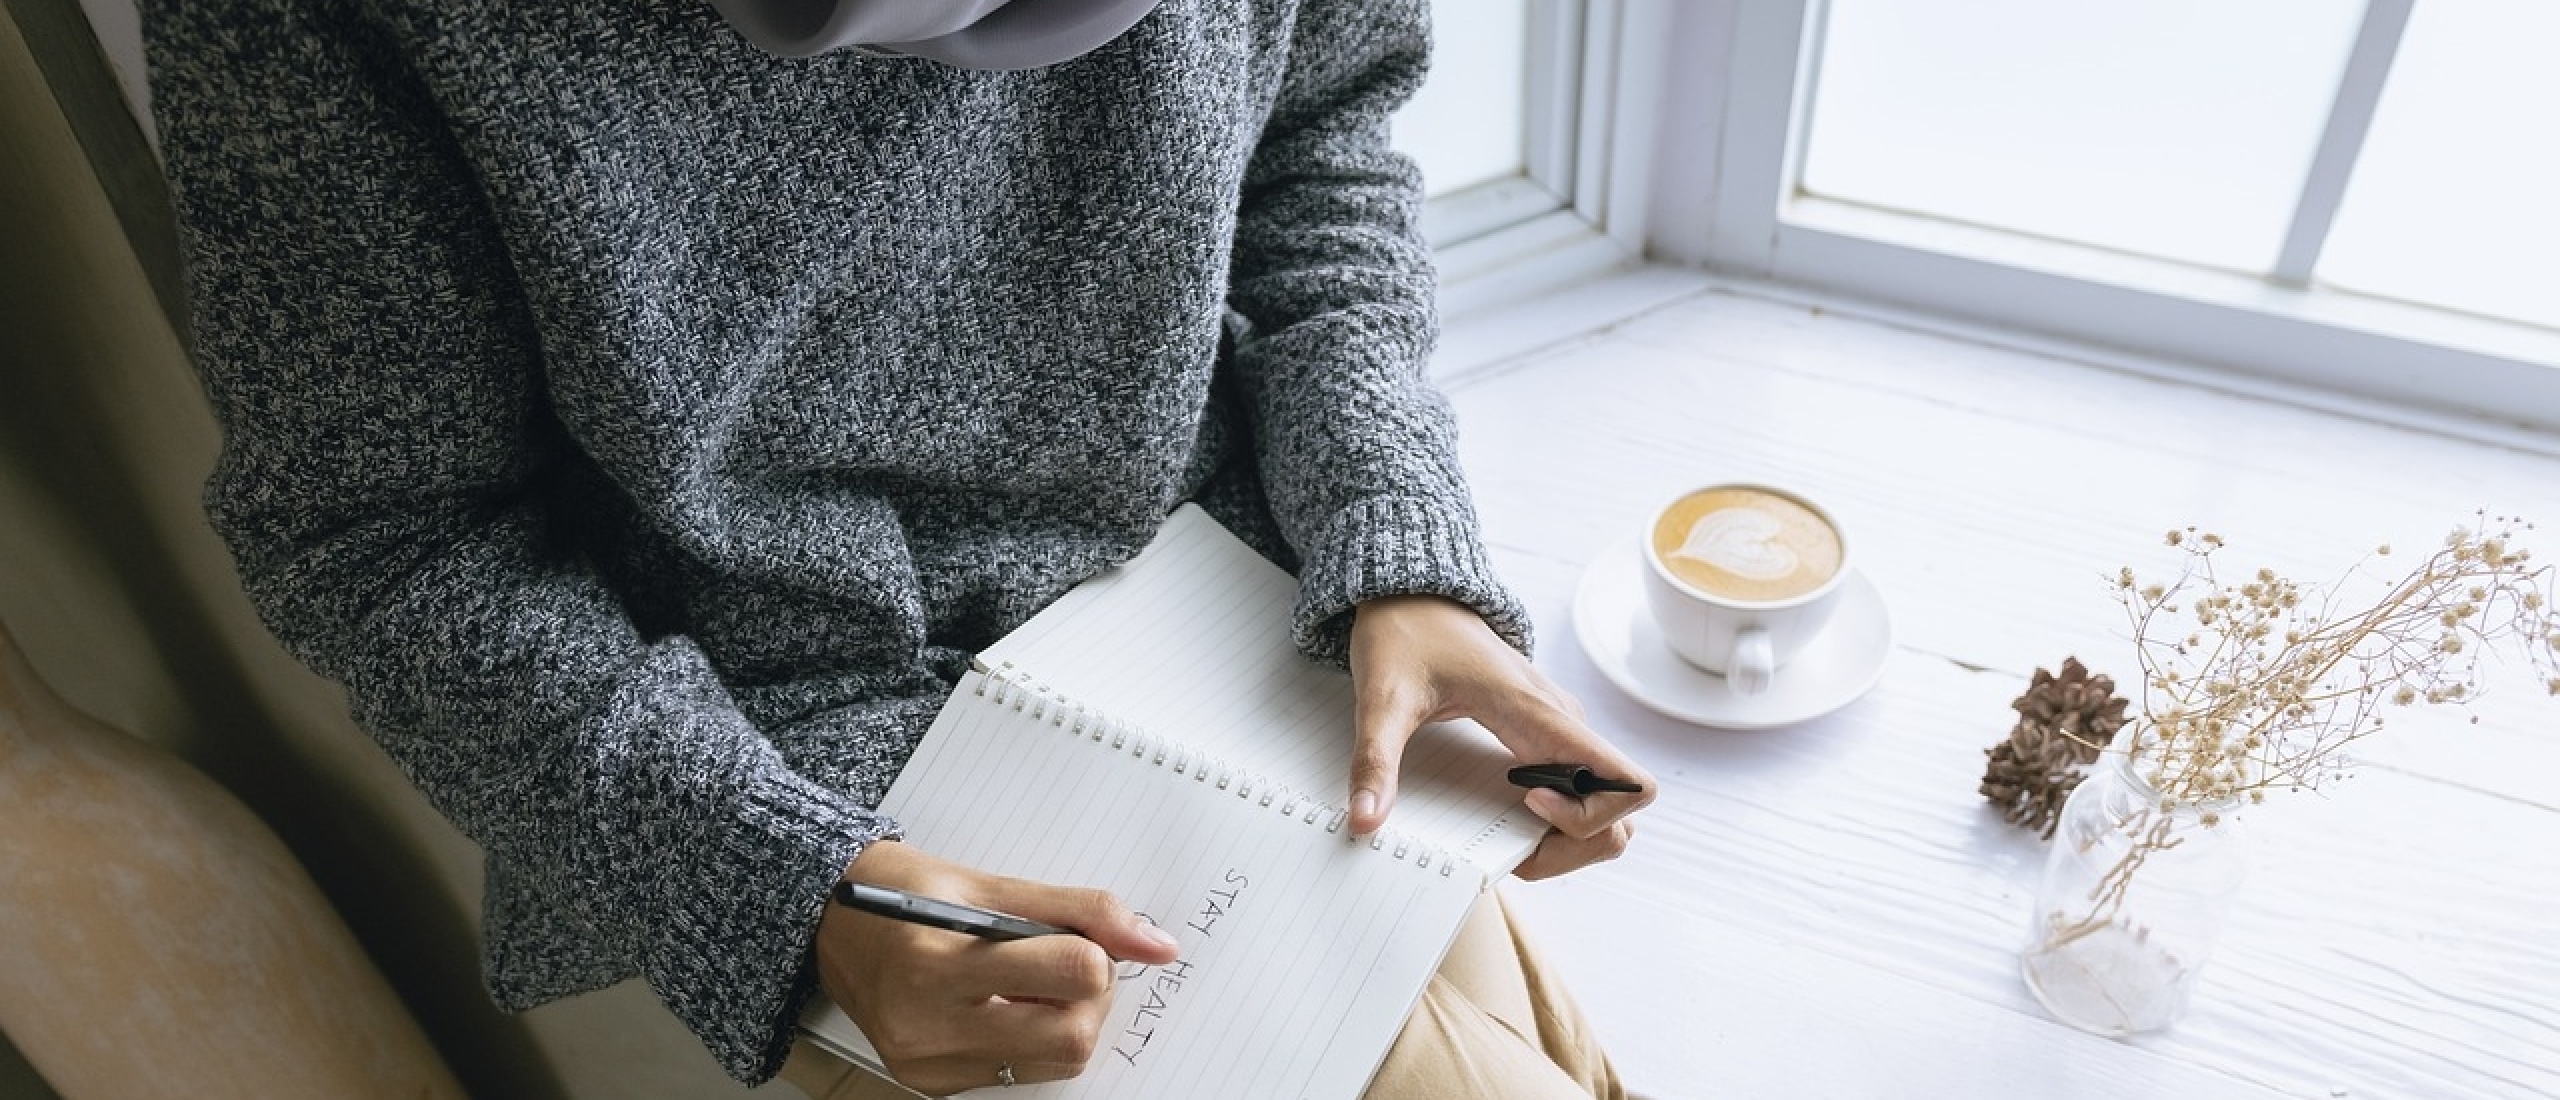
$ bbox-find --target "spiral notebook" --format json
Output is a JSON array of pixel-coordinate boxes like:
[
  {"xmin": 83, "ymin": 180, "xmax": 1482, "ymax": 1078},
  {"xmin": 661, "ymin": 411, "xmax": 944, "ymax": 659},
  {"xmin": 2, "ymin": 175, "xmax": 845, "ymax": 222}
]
[{"xmin": 798, "ymin": 504, "xmax": 1549, "ymax": 1099}]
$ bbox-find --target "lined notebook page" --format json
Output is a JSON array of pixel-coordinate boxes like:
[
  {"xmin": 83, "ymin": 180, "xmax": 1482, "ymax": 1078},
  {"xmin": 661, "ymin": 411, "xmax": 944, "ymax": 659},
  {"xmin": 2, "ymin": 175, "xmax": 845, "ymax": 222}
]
[
  {"xmin": 982, "ymin": 505, "xmax": 1545, "ymax": 874},
  {"xmin": 803, "ymin": 671, "xmax": 1483, "ymax": 1100}
]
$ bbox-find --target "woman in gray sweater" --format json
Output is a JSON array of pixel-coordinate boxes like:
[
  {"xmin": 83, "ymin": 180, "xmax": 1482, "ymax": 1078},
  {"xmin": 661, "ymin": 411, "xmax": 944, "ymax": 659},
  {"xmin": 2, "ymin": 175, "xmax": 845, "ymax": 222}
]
[{"xmin": 143, "ymin": 0, "xmax": 1650, "ymax": 1094}]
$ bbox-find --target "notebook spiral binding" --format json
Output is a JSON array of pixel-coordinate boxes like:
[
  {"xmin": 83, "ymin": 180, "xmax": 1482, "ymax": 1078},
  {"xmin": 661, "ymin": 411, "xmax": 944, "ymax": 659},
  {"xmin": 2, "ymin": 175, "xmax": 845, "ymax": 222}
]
[{"xmin": 975, "ymin": 662, "xmax": 1460, "ymax": 876}]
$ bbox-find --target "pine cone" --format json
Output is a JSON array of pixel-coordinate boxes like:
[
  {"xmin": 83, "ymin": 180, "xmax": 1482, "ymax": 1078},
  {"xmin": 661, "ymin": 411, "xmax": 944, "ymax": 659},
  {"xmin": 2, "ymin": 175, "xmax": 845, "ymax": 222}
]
[{"xmin": 1981, "ymin": 657, "xmax": 2131, "ymax": 838}]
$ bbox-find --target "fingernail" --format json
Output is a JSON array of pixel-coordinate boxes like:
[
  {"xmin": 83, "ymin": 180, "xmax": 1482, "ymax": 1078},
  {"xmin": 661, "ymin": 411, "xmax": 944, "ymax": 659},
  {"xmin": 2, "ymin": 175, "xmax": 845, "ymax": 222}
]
[
  {"xmin": 1352, "ymin": 790, "xmax": 1379, "ymax": 823},
  {"xmin": 1139, "ymin": 924, "xmax": 1179, "ymax": 950}
]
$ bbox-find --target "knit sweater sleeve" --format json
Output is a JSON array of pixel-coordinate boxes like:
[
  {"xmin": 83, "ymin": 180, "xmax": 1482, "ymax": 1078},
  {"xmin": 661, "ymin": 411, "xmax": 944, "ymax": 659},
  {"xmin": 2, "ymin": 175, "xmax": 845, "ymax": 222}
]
[
  {"xmin": 1226, "ymin": 0, "xmax": 1533, "ymax": 665},
  {"xmin": 142, "ymin": 2, "xmax": 886, "ymax": 1082}
]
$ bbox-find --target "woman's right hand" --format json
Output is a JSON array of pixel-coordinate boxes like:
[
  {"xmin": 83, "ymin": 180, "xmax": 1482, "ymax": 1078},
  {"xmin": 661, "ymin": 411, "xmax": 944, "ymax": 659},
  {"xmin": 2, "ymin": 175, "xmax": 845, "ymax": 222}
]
[{"xmin": 815, "ymin": 841, "xmax": 1181, "ymax": 1095}]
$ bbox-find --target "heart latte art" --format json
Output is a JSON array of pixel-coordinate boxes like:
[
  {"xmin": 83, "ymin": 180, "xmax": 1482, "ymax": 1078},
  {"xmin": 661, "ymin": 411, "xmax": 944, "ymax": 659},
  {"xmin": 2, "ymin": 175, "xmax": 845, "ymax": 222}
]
[
  {"xmin": 1650, "ymin": 487, "xmax": 1843, "ymax": 602},
  {"xmin": 1672, "ymin": 508, "xmax": 1799, "ymax": 580}
]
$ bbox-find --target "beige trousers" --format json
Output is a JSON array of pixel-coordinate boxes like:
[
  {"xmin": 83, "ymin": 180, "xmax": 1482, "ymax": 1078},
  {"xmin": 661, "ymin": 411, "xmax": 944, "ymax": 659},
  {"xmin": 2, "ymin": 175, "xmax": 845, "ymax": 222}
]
[{"xmin": 782, "ymin": 890, "xmax": 1624, "ymax": 1099}]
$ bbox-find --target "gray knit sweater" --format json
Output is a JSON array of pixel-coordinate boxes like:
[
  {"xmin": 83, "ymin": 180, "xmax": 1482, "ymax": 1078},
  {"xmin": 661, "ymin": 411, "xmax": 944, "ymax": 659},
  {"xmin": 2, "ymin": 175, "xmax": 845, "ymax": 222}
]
[{"xmin": 142, "ymin": 0, "xmax": 1527, "ymax": 1083}]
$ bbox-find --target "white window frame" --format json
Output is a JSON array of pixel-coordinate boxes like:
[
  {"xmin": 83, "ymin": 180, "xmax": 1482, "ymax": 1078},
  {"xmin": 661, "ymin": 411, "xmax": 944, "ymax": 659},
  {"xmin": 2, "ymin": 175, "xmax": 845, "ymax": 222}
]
[
  {"xmin": 1428, "ymin": 0, "xmax": 1680, "ymax": 316},
  {"xmin": 1640, "ymin": 0, "xmax": 2560, "ymax": 433},
  {"xmin": 1415, "ymin": 0, "xmax": 1580, "ymax": 247}
]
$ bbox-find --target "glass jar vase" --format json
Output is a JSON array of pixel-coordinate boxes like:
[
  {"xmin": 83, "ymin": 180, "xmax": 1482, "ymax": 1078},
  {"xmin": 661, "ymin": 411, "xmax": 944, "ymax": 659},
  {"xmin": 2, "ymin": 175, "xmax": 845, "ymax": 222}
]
[{"xmin": 2022, "ymin": 750, "xmax": 2251, "ymax": 1036}]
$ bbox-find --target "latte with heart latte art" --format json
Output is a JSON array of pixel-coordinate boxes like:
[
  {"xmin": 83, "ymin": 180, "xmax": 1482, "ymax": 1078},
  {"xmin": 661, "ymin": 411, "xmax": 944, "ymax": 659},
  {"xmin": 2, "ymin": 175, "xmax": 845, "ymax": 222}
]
[{"xmin": 1650, "ymin": 487, "xmax": 1843, "ymax": 602}]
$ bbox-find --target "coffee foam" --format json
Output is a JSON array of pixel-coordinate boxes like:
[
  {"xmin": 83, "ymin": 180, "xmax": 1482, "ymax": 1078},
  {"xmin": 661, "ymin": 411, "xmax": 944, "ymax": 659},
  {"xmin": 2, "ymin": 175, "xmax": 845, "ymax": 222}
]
[{"xmin": 1651, "ymin": 487, "xmax": 1843, "ymax": 602}]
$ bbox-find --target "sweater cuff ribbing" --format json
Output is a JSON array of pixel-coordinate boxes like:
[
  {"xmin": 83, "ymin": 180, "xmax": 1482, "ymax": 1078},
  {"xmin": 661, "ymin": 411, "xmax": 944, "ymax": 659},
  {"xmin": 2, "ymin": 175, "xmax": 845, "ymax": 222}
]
[
  {"xmin": 682, "ymin": 768, "xmax": 899, "ymax": 1083},
  {"xmin": 1291, "ymin": 496, "xmax": 1534, "ymax": 666}
]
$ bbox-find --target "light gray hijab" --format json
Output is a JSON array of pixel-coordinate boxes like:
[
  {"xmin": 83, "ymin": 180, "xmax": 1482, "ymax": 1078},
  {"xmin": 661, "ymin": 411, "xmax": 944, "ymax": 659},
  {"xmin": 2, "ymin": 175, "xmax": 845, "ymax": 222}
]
[{"xmin": 709, "ymin": 0, "xmax": 1165, "ymax": 69}]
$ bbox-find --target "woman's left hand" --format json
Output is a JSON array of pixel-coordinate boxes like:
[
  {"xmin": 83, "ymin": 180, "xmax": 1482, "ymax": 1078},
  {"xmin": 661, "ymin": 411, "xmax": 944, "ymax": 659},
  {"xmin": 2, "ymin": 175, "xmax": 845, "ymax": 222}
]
[{"xmin": 1346, "ymin": 595, "xmax": 1657, "ymax": 881}]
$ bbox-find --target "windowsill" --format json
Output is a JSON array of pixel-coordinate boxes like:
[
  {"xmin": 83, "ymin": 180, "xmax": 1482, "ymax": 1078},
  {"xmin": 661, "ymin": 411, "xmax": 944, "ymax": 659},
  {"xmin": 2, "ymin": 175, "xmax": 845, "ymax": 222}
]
[
  {"xmin": 1440, "ymin": 262, "xmax": 2560, "ymax": 459},
  {"xmin": 1436, "ymin": 264, "xmax": 2560, "ymax": 1099}
]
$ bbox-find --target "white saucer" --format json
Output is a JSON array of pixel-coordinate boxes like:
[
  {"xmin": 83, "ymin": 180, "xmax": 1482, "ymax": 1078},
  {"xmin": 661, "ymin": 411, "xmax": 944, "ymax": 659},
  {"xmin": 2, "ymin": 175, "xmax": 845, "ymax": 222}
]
[{"xmin": 1572, "ymin": 538, "xmax": 1892, "ymax": 730}]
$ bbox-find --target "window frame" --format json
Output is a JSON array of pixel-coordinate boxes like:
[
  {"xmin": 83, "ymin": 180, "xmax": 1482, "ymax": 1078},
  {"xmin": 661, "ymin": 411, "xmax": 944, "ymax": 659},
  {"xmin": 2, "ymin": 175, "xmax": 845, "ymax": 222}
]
[
  {"xmin": 1622, "ymin": 0, "xmax": 2560, "ymax": 433},
  {"xmin": 1426, "ymin": 0, "xmax": 1687, "ymax": 317},
  {"xmin": 1414, "ymin": 0, "xmax": 1580, "ymax": 247}
]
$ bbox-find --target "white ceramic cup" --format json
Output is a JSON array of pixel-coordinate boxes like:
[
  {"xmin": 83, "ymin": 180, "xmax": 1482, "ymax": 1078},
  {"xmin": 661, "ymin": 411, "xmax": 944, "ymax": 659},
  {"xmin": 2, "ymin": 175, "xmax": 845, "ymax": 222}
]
[{"xmin": 1640, "ymin": 484, "xmax": 1854, "ymax": 696}]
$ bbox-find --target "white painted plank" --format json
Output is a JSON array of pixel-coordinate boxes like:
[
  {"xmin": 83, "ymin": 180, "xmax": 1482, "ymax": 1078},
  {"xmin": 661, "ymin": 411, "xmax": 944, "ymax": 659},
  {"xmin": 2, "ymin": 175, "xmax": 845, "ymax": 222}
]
[
  {"xmin": 1443, "ymin": 286, "xmax": 2560, "ymax": 1099},
  {"xmin": 1448, "ymin": 292, "xmax": 2560, "ymax": 805},
  {"xmin": 1502, "ymin": 876, "xmax": 2289, "ymax": 1100},
  {"xmin": 1491, "ymin": 551, "xmax": 2559, "ymax": 1100},
  {"xmin": 1432, "ymin": 265, "xmax": 1713, "ymax": 381}
]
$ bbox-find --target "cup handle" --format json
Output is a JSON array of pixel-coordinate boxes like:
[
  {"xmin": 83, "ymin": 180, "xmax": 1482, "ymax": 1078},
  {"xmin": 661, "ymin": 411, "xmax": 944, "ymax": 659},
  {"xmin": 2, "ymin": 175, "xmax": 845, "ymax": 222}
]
[{"xmin": 1727, "ymin": 626, "xmax": 1775, "ymax": 696}]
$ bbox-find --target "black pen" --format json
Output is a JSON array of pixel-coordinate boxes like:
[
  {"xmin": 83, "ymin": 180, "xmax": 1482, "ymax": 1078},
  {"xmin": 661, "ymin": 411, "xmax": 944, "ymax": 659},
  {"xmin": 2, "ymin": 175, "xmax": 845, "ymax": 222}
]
[
  {"xmin": 831, "ymin": 880, "xmax": 1071, "ymax": 942},
  {"xmin": 1507, "ymin": 763, "xmax": 1645, "ymax": 797}
]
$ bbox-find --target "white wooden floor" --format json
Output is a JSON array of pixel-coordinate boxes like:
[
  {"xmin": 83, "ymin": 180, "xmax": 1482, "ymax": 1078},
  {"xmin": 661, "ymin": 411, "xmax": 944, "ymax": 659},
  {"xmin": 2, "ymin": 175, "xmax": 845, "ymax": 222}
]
[{"xmin": 1445, "ymin": 272, "xmax": 2560, "ymax": 1100}]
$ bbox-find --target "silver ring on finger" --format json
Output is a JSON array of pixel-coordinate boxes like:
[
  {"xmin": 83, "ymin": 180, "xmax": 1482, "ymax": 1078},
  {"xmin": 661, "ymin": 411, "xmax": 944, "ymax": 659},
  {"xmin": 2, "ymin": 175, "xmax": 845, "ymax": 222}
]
[{"xmin": 998, "ymin": 1064, "xmax": 1017, "ymax": 1087}]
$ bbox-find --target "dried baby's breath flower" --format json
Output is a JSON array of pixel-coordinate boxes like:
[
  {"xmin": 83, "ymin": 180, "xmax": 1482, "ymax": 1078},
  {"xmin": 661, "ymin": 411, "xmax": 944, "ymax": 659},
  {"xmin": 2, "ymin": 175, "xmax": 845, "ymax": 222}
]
[{"xmin": 2115, "ymin": 512, "xmax": 2559, "ymax": 809}]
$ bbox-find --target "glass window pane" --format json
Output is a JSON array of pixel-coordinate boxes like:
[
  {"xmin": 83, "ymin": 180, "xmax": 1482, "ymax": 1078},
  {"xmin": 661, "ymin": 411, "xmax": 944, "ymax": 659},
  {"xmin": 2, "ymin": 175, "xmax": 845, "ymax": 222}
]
[
  {"xmin": 1801, "ymin": 0, "xmax": 2363, "ymax": 273},
  {"xmin": 2319, "ymin": 0, "xmax": 2560, "ymax": 330},
  {"xmin": 1393, "ymin": 0, "xmax": 1530, "ymax": 198}
]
